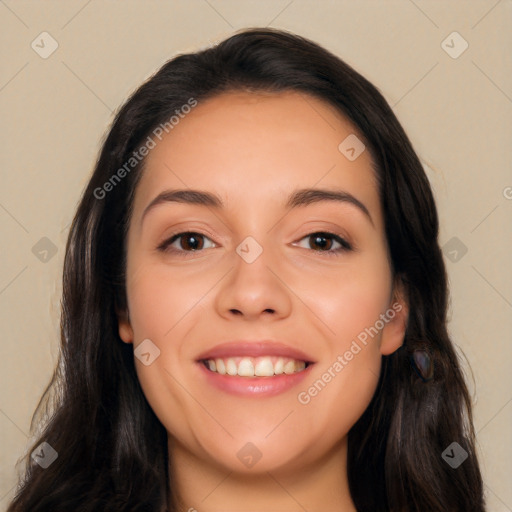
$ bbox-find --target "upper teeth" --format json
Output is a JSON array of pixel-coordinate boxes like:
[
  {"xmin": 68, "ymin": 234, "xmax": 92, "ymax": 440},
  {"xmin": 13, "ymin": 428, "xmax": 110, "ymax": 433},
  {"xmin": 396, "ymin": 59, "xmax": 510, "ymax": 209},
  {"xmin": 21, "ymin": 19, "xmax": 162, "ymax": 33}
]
[{"xmin": 205, "ymin": 356, "xmax": 307, "ymax": 377}]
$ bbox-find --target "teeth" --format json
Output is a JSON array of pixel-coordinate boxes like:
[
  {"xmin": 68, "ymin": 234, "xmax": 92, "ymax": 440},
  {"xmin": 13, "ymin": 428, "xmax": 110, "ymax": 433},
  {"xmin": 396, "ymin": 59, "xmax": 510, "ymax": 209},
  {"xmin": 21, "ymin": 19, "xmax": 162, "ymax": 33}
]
[
  {"xmin": 215, "ymin": 358, "xmax": 226, "ymax": 375},
  {"xmin": 254, "ymin": 358, "xmax": 274, "ymax": 377},
  {"xmin": 204, "ymin": 356, "xmax": 308, "ymax": 377},
  {"xmin": 238, "ymin": 358, "xmax": 255, "ymax": 377},
  {"xmin": 284, "ymin": 360, "xmax": 296, "ymax": 374},
  {"xmin": 226, "ymin": 358, "xmax": 238, "ymax": 376}
]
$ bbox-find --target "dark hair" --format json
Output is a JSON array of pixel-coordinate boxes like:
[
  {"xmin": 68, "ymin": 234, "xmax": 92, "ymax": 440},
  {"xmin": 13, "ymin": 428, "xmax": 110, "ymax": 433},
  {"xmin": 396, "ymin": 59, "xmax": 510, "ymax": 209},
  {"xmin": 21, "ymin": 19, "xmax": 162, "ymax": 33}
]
[{"xmin": 8, "ymin": 27, "xmax": 485, "ymax": 512}]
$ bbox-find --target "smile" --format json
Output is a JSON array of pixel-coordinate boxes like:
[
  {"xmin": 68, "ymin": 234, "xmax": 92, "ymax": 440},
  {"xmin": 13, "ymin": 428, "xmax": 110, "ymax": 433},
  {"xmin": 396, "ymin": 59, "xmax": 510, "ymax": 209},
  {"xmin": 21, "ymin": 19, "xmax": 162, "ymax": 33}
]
[
  {"xmin": 197, "ymin": 357, "xmax": 314, "ymax": 397},
  {"xmin": 201, "ymin": 356, "xmax": 311, "ymax": 377}
]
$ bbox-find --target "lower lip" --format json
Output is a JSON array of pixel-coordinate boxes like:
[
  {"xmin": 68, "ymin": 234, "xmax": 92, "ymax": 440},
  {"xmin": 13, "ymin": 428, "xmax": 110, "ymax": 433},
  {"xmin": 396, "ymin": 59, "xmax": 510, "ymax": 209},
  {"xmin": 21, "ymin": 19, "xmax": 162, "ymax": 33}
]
[{"xmin": 197, "ymin": 362, "xmax": 314, "ymax": 397}]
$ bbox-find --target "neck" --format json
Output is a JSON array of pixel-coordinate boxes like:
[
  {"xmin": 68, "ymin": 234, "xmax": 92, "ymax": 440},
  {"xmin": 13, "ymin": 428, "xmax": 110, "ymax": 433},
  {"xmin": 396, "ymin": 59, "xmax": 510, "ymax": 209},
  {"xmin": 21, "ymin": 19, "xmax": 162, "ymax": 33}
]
[{"xmin": 167, "ymin": 435, "xmax": 357, "ymax": 512}]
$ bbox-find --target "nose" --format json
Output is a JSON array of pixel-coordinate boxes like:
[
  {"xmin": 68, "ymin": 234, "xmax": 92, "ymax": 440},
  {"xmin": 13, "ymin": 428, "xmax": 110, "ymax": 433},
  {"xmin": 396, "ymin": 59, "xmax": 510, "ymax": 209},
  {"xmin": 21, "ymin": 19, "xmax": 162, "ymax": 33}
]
[{"xmin": 214, "ymin": 239, "xmax": 293, "ymax": 322}]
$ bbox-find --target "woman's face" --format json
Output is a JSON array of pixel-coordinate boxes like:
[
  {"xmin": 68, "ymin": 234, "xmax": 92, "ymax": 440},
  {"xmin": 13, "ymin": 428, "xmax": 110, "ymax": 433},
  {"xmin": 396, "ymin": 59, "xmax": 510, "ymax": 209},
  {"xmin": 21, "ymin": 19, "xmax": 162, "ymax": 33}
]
[{"xmin": 118, "ymin": 90, "xmax": 408, "ymax": 475}]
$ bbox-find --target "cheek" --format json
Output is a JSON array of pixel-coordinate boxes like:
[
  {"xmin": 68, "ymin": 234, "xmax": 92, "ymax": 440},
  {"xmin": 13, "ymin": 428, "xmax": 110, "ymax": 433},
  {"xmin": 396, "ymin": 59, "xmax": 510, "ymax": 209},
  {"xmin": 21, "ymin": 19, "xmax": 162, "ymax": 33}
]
[
  {"xmin": 124, "ymin": 263, "xmax": 204, "ymax": 442},
  {"xmin": 308, "ymin": 253, "xmax": 392, "ymax": 346},
  {"xmin": 125, "ymin": 258, "xmax": 207, "ymax": 340},
  {"xmin": 295, "ymin": 253, "xmax": 391, "ymax": 428},
  {"xmin": 296, "ymin": 309, "xmax": 384, "ymax": 453},
  {"xmin": 123, "ymin": 259, "xmax": 214, "ymax": 433}
]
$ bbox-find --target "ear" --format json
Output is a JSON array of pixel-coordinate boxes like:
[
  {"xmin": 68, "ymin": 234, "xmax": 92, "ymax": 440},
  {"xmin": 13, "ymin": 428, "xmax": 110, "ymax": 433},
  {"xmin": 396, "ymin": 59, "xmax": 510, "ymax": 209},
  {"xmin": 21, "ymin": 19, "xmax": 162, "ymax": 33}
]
[
  {"xmin": 380, "ymin": 275, "xmax": 409, "ymax": 356},
  {"xmin": 116, "ymin": 304, "xmax": 134, "ymax": 345}
]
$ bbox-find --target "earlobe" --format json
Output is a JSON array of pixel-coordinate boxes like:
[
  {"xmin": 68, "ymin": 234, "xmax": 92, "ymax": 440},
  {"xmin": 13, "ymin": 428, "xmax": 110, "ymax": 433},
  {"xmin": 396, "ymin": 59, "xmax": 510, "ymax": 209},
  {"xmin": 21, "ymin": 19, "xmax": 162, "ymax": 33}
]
[
  {"xmin": 119, "ymin": 321, "xmax": 134, "ymax": 344},
  {"xmin": 380, "ymin": 278, "xmax": 409, "ymax": 356},
  {"xmin": 116, "ymin": 307, "xmax": 134, "ymax": 344}
]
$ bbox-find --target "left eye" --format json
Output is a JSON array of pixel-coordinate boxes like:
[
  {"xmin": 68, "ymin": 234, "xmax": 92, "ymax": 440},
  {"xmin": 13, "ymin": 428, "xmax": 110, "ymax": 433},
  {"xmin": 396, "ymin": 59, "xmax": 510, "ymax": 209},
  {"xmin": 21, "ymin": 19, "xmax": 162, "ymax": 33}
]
[{"xmin": 293, "ymin": 232, "xmax": 352, "ymax": 255}]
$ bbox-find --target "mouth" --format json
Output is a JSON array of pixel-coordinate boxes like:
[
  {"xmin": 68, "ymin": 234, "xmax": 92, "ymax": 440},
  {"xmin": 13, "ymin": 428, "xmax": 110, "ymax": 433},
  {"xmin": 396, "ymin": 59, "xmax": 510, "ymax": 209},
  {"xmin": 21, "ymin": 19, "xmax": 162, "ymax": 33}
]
[
  {"xmin": 195, "ymin": 340, "xmax": 316, "ymax": 396},
  {"xmin": 200, "ymin": 356, "xmax": 313, "ymax": 378}
]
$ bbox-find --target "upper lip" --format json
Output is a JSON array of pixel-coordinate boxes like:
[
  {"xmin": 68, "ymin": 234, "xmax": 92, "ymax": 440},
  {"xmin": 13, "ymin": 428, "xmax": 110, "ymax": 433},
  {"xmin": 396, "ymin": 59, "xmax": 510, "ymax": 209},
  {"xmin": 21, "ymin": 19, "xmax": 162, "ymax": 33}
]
[{"xmin": 196, "ymin": 340, "xmax": 316, "ymax": 363}]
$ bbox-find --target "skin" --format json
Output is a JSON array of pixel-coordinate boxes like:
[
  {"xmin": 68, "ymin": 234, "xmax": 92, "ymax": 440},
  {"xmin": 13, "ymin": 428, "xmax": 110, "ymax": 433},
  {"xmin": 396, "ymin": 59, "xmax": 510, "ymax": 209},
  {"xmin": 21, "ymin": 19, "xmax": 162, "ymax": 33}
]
[{"xmin": 118, "ymin": 90, "xmax": 409, "ymax": 512}]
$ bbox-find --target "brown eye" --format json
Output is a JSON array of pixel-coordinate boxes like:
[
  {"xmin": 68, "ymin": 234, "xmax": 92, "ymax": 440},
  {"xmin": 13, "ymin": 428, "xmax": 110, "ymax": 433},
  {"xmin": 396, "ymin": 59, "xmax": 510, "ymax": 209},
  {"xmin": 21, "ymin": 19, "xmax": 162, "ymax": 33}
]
[
  {"xmin": 176, "ymin": 233, "xmax": 204, "ymax": 251},
  {"xmin": 294, "ymin": 232, "xmax": 352, "ymax": 256},
  {"xmin": 309, "ymin": 233, "xmax": 334, "ymax": 251},
  {"xmin": 158, "ymin": 232, "xmax": 215, "ymax": 254}
]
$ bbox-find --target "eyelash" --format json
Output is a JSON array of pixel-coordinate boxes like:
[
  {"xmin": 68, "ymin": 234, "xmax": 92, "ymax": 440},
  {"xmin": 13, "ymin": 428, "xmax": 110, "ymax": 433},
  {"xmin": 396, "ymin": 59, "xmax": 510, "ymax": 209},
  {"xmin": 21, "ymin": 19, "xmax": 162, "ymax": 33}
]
[{"xmin": 156, "ymin": 231, "xmax": 353, "ymax": 258}]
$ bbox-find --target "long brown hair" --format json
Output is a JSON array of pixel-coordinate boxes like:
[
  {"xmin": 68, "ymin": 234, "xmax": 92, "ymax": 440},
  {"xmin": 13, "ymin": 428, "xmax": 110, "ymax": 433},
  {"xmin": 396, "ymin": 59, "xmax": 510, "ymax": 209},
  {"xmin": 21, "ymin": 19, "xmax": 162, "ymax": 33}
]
[{"xmin": 8, "ymin": 27, "xmax": 485, "ymax": 511}]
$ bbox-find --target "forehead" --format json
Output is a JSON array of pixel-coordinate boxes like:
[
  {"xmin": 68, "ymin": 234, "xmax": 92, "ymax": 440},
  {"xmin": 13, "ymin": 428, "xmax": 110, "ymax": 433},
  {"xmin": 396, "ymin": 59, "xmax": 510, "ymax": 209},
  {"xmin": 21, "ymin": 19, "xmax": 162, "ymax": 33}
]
[{"xmin": 131, "ymin": 90, "xmax": 380, "ymax": 223}]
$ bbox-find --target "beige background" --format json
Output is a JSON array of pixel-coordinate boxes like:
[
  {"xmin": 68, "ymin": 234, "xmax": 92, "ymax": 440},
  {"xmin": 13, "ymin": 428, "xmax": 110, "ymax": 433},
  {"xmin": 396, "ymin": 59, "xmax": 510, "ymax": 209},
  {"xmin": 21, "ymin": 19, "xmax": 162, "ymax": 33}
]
[{"xmin": 1, "ymin": 1, "xmax": 511, "ymax": 510}]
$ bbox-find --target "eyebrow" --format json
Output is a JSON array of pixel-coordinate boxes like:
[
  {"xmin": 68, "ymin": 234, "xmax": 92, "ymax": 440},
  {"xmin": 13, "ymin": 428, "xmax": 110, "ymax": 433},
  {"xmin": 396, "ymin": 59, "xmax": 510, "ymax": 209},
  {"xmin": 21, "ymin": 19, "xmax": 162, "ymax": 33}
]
[{"xmin": 140, "ymin": 187, "xmax": 374, "ymax": 227}]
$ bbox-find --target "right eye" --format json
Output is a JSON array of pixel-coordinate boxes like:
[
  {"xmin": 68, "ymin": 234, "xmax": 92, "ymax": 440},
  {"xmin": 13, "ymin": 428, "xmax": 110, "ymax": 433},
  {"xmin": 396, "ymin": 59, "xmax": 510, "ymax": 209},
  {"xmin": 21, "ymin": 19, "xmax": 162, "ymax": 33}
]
[{"xmin": 157, "ymin": 231, "xmax": 216, "ymax": 255}]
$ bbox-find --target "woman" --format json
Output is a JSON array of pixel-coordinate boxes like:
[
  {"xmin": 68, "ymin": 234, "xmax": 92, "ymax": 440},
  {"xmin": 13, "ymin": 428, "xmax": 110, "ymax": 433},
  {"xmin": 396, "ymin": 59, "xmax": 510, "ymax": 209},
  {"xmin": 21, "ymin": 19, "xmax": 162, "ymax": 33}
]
[{"xmin": 8, "ymin": 28, "xmax": 485, "ymax": 511}]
